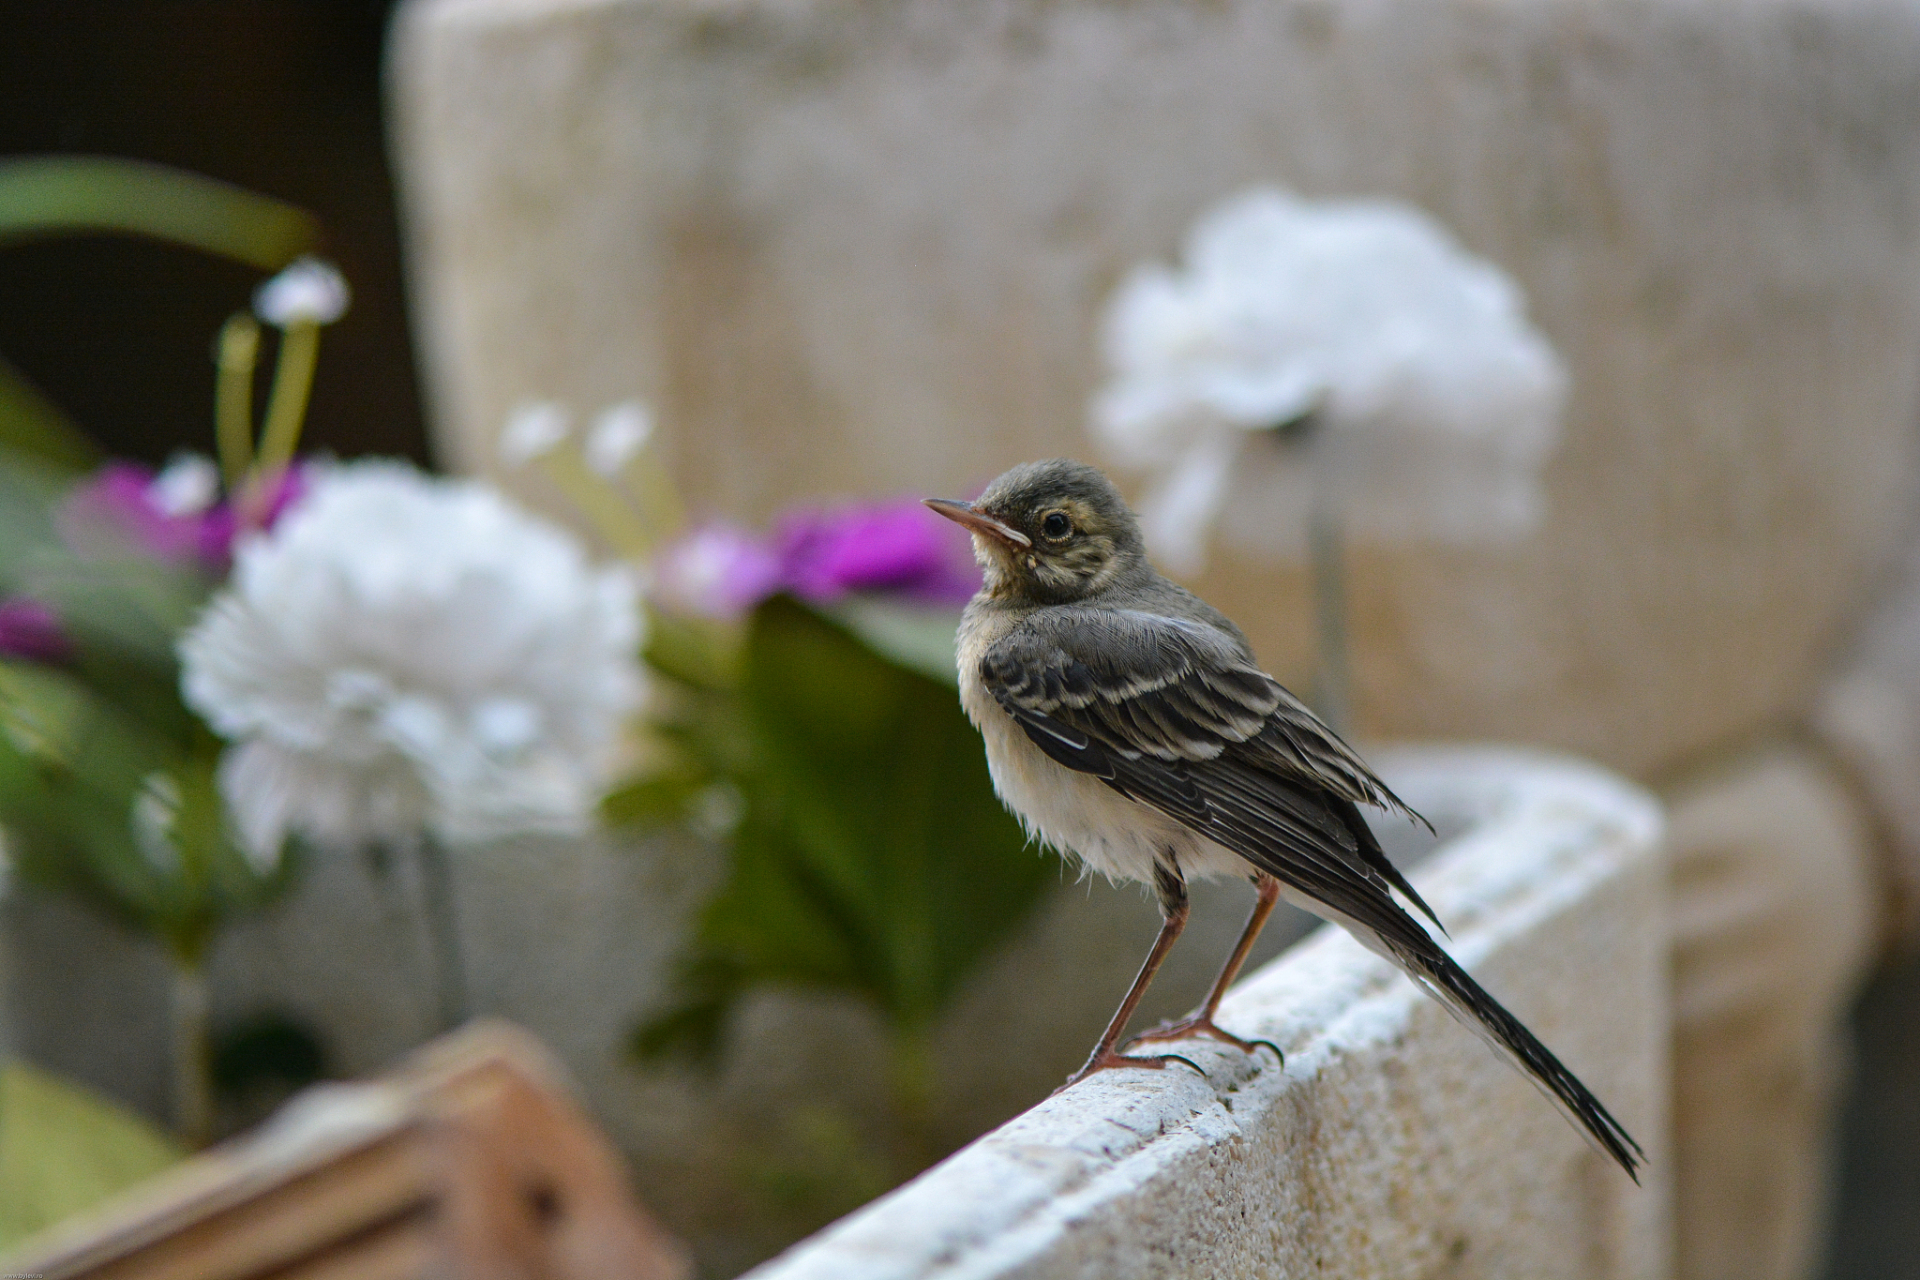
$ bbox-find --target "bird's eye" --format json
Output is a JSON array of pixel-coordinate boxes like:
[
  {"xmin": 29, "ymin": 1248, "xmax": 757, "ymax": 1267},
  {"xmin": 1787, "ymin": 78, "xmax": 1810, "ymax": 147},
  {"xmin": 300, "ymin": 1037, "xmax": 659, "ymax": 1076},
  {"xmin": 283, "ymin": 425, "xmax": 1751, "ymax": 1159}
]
[{"xmin": 1041, "ymin": 511, "xmax": 1072, "ymax": 540}]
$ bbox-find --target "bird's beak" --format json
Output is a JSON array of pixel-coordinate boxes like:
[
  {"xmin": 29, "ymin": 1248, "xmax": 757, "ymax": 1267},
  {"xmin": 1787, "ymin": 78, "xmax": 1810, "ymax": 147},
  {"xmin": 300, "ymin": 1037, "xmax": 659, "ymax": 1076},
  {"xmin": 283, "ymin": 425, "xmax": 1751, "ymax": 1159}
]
[{"xmin": 923, "ymin": 498, "xmax": 1031, "ymax": 548}]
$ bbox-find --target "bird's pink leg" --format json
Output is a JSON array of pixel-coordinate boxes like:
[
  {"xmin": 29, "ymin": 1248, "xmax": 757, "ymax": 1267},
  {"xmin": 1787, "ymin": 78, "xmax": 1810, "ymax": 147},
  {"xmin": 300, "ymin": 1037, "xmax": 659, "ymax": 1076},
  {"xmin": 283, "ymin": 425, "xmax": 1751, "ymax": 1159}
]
[
  {"xmin": 1058, "ymin": 873, "xmax": 1202, "ymax": 1091},
  {"xmin": 1127, "ymin": 873, "xmax": 1283, "ymax": 1060}
]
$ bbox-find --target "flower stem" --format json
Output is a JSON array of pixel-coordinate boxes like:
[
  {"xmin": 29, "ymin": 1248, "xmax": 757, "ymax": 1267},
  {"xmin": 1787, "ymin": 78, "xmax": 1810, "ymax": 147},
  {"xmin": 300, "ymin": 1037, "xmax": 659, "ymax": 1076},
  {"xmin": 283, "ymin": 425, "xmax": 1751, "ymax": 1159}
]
[
  {"xmin": 169, "ymin": 957, "xmax": 214, "ymax": 1148},
  {"xmin": 622, "ymin": 451, "xmax": 687, "ymax": 547},
  {"xmin": 537, "ymin": 450, "xmax": 658, "ymax": 560},
  {"xmin": 1309, "ymin": 508, "xmax": 1351, "ymax": 739},
  {"xmin": 887, "ymin": 1023, "xmax": 939, "ymax": 1173},
  {"xmin": 214, "ymin": 313, "xmax": 260, "ymax": 491},
  {"xmin": 414, "ymin": 832, "xmax": 469, "ymax": 1032},
  {"xmin": 248, "ymin": 319, "xmax": 321, "ymax": 512}
]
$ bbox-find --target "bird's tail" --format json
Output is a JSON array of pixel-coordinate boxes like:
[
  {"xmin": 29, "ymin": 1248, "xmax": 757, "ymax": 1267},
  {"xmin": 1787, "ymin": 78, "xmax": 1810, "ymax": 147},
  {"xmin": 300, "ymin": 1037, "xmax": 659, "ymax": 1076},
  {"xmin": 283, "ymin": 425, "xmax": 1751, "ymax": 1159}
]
[{"xmin": 1394, "ymin": 943, "xmax": 1644, "ymax": 1181}]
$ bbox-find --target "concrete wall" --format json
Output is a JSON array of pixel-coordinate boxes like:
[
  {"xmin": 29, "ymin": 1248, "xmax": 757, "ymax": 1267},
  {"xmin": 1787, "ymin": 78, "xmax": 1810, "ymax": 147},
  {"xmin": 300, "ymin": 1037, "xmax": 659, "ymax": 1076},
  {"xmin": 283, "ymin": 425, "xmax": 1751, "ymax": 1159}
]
[
  {"xmin": 389, "ymin": 0, "xmax": 1920, "ymax": 778},
  {"xmin": 747, "ymin": 748, "xmax": 1668, "ymax": 1280}
]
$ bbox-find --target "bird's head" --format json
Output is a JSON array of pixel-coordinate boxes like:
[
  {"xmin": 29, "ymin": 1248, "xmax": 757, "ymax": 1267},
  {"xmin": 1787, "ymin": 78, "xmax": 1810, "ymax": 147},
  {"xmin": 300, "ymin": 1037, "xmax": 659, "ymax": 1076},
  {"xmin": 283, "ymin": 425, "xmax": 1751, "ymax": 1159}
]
[{"xmin": 925, "ymin": 459, "xmax": 1150, "ymax": 604}]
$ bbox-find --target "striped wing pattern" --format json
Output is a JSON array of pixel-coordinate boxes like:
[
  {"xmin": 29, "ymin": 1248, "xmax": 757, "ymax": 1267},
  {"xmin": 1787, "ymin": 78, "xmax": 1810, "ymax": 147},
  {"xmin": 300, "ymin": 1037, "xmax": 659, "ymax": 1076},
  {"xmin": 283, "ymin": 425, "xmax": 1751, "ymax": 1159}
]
[{"xmin": 979, "ymin": 608, "xmax": 1644, "ymax": 1179}]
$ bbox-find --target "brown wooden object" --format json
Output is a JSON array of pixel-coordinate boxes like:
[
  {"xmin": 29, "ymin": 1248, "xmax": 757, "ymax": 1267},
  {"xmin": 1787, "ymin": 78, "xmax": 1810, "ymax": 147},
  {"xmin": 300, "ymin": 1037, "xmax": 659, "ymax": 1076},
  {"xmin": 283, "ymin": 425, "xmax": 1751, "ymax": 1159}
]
[{"xmin": 4, "ymin": 1020, "xmax": 691, "ymax": 1280}]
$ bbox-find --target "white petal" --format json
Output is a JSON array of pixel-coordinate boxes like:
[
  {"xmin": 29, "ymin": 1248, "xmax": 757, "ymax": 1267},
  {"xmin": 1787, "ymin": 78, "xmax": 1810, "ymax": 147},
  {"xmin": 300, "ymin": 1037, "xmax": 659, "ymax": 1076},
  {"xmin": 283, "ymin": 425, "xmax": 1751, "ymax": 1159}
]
[
  {"xmin": 1088, "ymin": 185, "xmax": 1565, "ymax": 558},
  {"xmin": 150, "ymin": 453, "xmax": 221, "ymax": 517},
  {"xmin": 1137, "ymin": 434, "xmax": 1242, "ymax": 578},
  {"xmin": 499, "ymin": 401, "xmax": 571, "ymax": 467},
  {"xmin": 470, "ymin": 697, "xmax": 542, "ymax": 755},
  {"xmin": 219, "ymin": 739, "xmax": 430, "ymax": 863},
  {"xmin": 253, "ymin": 257, "xmax": 350, "ymax": 326},
  {"xmin": 584, "ymin": 401, "xmax": 653, "ymax": 477},
  {"xmin": 179, "ymin": 459, "xmax": 646, "ymax": 850}
]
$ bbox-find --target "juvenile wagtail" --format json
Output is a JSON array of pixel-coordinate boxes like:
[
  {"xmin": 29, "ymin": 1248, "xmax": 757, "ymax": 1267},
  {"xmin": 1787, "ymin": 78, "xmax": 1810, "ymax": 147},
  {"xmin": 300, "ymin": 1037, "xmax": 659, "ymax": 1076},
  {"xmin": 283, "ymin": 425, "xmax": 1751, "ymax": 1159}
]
[{"xmin": 927, "ymin": 458, "xmax": 1641, "ymax": 1179}]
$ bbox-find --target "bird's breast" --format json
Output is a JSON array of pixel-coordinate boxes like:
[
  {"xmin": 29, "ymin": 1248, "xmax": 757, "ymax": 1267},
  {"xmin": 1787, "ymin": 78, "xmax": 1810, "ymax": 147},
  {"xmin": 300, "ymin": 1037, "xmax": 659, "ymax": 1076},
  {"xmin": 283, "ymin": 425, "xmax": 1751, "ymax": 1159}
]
[{"xmin": 956, "ymin": 625, "xmax": 1242, "ymax": 887}]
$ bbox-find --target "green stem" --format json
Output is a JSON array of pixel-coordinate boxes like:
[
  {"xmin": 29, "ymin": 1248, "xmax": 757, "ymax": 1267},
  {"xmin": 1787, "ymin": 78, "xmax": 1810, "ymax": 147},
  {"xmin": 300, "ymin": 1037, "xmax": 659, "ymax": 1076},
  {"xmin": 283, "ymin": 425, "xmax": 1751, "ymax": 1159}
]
[
  {"xmin": 214, "ymin": 314, "xmax": 260, "ymax": 491},
  {"xmin": 887, "ymin": 1023, "xmax": 938, "ymax": 1173},
  {"xmin": 246, "ymin": 319, "xmax": 320, "ymax": 518},
  {"xmin": 169, "ymin": 958, "xmax": 213, "ymax": 1148},
  {"xmin": 537, "ymin": 449, "xmax": 658, "ymax": 559},
  {"xmin": 626, "ymin": 450, "xmax": 686, "ymax": 546},
  {"xmin": 414, "ymin": 832, "xmax": 469, "ymax": 1032},
  {"xmin": 1309, "ymin": 508, "xmax": 1351, "ymax": 740}
]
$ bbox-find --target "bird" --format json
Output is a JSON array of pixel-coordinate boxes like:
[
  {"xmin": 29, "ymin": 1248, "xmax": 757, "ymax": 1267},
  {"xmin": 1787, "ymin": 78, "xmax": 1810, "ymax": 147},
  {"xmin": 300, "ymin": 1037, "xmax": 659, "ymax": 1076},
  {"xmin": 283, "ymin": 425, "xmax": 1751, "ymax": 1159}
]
[{"xmin": 925, "ymin": 457, "xmax": 1642, "ymax": 1180}]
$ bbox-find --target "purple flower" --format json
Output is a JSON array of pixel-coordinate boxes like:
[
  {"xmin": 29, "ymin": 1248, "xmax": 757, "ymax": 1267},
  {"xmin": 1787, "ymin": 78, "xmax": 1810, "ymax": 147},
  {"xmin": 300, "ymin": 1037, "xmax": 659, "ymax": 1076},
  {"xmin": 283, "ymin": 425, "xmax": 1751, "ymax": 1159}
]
[
  {"xmin": 58, "ymin": 459, "xmax": 309, "ymax": 572},
  {"xmin": 651, "ymin": 501, "xmax": 982, "ymax": 620},
  {"xmin": 60, "ymin": 462, "xmax": 209, "ymax": 565},
  {"xmin": 198, "ymin": 466, "xmax": 310, "ymax": 564},
  {"xmin": 0, "ymin": 597, "xmax": 70, "ymax": 663},
  {"xmin": 652, "ymin": 523, "xmax": 784, "ymax": 620},
  {"xmin": 774, "ymin": 502, "xmax": 979, "ymax": 606}
]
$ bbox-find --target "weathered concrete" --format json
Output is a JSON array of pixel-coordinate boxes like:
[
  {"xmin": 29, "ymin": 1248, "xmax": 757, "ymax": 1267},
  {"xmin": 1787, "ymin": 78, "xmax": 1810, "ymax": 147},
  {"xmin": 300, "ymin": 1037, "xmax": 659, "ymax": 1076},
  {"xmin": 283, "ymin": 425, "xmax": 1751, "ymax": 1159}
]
[
  {"xmin": 390, "ymin": 0, "xmax": 1920, "ymax": 778},
  {"xmin": 2, "ymin": 747, "xmax": 1656, "ymax": 1275},
  {"xmin": 745, "ymin": 747, "xmax": 1668, "ymax": 1280},
  {"xmin": 1664, "ymin": 746, "xmax": 1880, "ymax": 1280},
  {"xmin": 0, "ymin": 817, "xmax": 1325, "ymax": 1274}
]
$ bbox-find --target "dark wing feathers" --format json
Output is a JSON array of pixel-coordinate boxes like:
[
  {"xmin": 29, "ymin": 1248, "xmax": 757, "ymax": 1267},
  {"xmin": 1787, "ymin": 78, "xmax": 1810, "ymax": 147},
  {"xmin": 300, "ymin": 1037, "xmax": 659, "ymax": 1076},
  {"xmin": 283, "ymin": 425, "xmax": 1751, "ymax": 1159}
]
[
  {"xmin": 981, "ymin": 609, "xmax": 1427, "ymax": 816},
  {"xmin": 984, "ymin": 612, "xmax": 1272, "ymax": 760},
  {"xmin": 980, "ymin": 609, "xmax": 1438, "ymax": 924},
  {"xmin": 980, "ymin": 609, "xmax": 1642, "ymax": 1180}
]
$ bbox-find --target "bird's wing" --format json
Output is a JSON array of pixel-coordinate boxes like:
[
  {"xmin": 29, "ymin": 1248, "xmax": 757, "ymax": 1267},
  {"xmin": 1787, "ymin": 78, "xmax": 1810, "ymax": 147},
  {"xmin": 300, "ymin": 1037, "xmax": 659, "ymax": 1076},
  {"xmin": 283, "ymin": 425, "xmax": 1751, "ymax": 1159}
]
[
  {"xmin": 980, "ymin": 607, "xmax": 1438, "ymax": 924},
  {"xmin": 980, "ymin": 608, "xmax": 1423, "ymax": 816},
  {"xmin": 978, "ymin": 608, "xmax": 1643, "ymax": 1179}
]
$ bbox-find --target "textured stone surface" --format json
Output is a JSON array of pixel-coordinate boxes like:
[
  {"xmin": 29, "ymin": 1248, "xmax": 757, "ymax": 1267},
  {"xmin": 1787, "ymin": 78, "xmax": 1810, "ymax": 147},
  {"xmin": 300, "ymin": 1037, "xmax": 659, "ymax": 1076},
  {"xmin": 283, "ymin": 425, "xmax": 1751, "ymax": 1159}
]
[
  {"xmin": 1, "ymin": 749, "xmax": 1657, "ymax": 1275},
  {"xmin": 1815, "ymin": 525, "xmax": 1920, "ymax": 949},
  {"xmin": 1664, "ymin": 746, "xmax": 1879, "ymax": 1280},
  {"xmin": 390, "ymin": 0, "xmax": 1920, "ymax": 776},
  {"xmin": 0, "ymin": 819, "xmax": 1326, "ymax": 1273},
  {"xmin": 744, "ymin": 748, "xmax": 1668, "ymax": 1280}
]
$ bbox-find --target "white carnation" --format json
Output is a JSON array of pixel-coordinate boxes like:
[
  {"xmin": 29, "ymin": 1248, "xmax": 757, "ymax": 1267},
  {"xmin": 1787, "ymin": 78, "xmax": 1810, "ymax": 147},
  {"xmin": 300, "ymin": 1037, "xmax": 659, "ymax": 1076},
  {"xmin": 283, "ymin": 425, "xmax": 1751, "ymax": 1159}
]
[
  {"xmin": 179, "ymin": 460, "xmax": 644, "ymax": 864},
  {"xmin": 1091, "ymin": 187, "xmax": 1565, "ymax": 574}
]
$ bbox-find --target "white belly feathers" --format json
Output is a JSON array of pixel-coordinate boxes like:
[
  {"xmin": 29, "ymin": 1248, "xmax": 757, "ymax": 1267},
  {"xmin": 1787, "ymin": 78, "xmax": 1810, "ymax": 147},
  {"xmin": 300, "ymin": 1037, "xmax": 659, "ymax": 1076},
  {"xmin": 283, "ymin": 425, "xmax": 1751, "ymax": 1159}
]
[{"xmin": 956, "ymin": 650, "xmax": 1250, "ymax": 888}]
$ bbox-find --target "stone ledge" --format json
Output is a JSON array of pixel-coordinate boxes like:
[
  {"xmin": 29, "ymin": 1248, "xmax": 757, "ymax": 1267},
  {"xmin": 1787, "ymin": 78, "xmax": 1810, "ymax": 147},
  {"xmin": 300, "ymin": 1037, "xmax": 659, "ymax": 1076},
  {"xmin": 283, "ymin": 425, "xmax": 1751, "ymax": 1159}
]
[{"xmin": 747, "ymin": 747, "xmax": 1668, "ymax": 1280}]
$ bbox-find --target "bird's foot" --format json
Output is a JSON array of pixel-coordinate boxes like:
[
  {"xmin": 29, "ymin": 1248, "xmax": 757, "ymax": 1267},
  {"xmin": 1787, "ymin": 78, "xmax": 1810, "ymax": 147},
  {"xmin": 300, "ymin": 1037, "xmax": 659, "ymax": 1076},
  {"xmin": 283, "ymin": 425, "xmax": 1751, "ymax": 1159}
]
[
  {"xmin": 1053, "ymin": 1048, "xmax": 1205, "ymax": 1095},
  {"xmin": 1125, "ymin": 1015, "xmax": 1283, "ymax": 1064}
]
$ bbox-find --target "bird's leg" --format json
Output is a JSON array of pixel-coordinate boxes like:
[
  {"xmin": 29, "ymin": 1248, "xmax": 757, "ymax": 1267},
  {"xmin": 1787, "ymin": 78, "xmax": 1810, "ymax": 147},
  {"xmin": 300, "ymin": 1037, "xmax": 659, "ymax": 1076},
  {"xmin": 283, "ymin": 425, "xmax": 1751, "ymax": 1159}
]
[
  {"xmin": 1057, "ymin": 864, "xmax": 1203, "ymax": 1091},
  {"xmin": 1127, "ymin": 872, "xmax": 1283, "ymax": 1061}
]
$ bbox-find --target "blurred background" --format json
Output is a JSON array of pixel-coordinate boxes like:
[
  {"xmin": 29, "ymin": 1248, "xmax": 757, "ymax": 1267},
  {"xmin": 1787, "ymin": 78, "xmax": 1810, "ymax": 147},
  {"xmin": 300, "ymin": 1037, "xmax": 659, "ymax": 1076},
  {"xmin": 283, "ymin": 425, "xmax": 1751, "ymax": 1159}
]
[
  {"xmin": 1, "ymin": 2, "xmax": 1918, "ymax": 1278},
  {"xmin": 0, "ymin": 0, "xmax": 425, "ymax": 467}
]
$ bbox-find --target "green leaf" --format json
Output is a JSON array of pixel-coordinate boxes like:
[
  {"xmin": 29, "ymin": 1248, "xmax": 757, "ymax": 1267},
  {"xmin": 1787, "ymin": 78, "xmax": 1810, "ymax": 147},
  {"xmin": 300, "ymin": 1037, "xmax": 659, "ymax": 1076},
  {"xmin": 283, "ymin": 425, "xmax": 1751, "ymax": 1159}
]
[
  {"xmin": 0, "ymin": 446, "xmax": 70, "ymax": 591},
  {"xmin": 0, "ymin": 1060, "xmax": 183, "ymax": 1250},
  {"xmin": 0, "ymin": 666, "xmax": 295, "ymax": 963},
  {"xmin": 818, "ymin": 596, "xmax": 962, "ymax": 687},
  {"xmin": 634, "ymin": 597, "xmax": 1049, "ymax": 1059},
  {"xmin": 642, "ymin": 606, "xmax": 743, "ymax": 692},
  {"xmin": 600, "ymin": 762, "xmax": 715, "ymax": 829},
  {"xmin": 25, "ymin": 549, "xmax": 216, "ymax": 681},
  {"xmin": 0, "ymin": 358, "xmax": 98, "ymax": 473},
  {"xmin": 0, "ymin": 156, "xmax": 318, "ymax": 269}
]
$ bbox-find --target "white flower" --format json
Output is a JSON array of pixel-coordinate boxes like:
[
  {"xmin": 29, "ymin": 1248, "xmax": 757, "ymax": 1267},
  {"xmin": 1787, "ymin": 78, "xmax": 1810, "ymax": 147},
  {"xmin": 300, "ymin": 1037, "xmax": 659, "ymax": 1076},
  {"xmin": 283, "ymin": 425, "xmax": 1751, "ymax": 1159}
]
[
  {"xmin": 179, "ymin": 460, "xmax": 644, "ymax": 865},
  {"xmin": 585, "ymin": 401, "xmax": 653, "ymax": 477},
  {"xmin": 499, "ymin": 401, "xmax": 571, "ymax": 468},
  {"xmin": 150, "ymin": 453, "xmax": 220, "ymax": 517},
  {"xmin": 253, "ymin": 257, "xmax": 351, "ymax": 327},
  {"xmin": 1091, "ymin": 187, "xmax": 1566, "ymax": 574}
]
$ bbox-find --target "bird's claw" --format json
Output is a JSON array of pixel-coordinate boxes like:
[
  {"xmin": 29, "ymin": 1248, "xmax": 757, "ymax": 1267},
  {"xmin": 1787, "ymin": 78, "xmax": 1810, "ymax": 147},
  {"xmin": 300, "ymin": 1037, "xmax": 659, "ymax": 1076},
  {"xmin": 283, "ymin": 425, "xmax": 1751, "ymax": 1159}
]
[
  {"xmin": 1125, "ymin": 1016, "xmax": 1283, "ymax": 1065},
  {"xmin": 1054, "ymin": 1049, "xmax": 1206, "ymax": 1094}
]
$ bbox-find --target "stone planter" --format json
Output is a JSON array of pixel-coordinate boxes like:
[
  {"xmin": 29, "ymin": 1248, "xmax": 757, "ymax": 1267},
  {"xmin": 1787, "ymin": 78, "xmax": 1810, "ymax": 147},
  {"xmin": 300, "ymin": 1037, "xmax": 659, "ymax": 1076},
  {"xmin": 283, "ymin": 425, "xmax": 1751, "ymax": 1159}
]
[{"xmin": 746, "ymin": 746, "xmax": 1667, "ymax": 1280}]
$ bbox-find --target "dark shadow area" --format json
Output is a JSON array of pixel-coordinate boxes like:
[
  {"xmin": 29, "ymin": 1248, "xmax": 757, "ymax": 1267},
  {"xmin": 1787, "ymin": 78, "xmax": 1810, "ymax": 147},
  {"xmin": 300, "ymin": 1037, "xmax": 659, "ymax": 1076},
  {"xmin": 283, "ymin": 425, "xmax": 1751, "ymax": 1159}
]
[
  {"xmin": 1826, "ymin": 948, "xmax": 1920, "ymax": 1280},
  {"xmin": 0, "ymin": 0, "xmax": 427, "ymax": 467}
]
